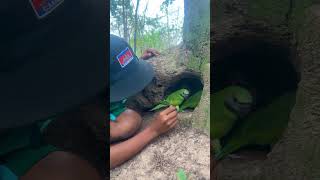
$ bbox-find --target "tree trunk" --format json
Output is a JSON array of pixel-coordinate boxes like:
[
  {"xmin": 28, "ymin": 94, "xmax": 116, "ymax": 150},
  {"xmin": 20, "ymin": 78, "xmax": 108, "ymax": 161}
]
[
  {"xmin": 183, "ymin": 0, "xmax": 210, "ymax": 71},
  {"xmin": 133, "ymin": 0, "xmax": 140, "ymax": 53},
  {"xmin": 122, "ymin": 0, "xmax": 129, "ymax": 42},
  {"xmin": 166, "ymin": 6, "xmax": 170, "ymax": 46}
]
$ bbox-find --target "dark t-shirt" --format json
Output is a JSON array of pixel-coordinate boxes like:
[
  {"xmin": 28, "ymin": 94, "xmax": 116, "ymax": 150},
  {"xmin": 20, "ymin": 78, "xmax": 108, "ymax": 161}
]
[{"xmin": 0, "ymin": 0, "xmax": 107, "ymax": 129}]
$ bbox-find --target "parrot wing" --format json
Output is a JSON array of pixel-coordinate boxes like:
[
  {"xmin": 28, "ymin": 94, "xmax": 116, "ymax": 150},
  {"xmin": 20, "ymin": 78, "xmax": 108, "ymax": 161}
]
[
  {"xmin": 180, "ymin": 90, "xmax": 202, "ymax": 111},
  {"xmin": 215, "ymin": 91, "xmax": 296, "ymax": 160},
  {"xmin": 211, "ymin": 87, "xmax": 238, "ymax": 139},
  {"xmin": 215, "ymin": 138, "xmax": 246, "ymax": 160},
  {"xmin": 149, "ymin": 100, "xmax": 170, "ymax": 111},
  {"xmin": 150, "ymin": 89, "xmax": 189, "ymax": 112}
]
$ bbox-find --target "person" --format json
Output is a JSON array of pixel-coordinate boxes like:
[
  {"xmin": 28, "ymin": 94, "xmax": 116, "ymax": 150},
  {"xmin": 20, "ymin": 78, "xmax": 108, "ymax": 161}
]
[
  {"xmin": 0, "ymin": 0, "xmax": 106, "ymax": 179},
  {"xmin": 110, "ymin": 34, "xmax": 178, "ymax": 169}
]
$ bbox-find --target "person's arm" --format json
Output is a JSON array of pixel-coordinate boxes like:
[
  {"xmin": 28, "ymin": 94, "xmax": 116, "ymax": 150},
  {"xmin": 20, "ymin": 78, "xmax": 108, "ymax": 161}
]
[
  {"xmin": 110, "ymin": 106, "xmax": 177, "ymax": 169},
  {"xmin": 140, "ymin": 48, "xmax": 160, "ymax": 60}
]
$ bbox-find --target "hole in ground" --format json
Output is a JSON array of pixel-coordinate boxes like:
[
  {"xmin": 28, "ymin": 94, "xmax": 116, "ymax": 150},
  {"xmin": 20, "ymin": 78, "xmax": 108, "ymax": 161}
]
[
  {"xmin": 213, "ymin": 36, "xmax": 299, "ymax": 160},
  {"xmin": 165, "ymin": 72, "xmax": 204, "ymax": 97},
  {"xmin": 213, "ymin": 36, "xmax": 299, "ymax": 108}
]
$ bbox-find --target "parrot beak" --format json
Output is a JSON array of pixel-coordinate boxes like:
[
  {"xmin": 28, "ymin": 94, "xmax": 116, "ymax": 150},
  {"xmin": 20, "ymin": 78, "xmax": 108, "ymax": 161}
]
[{"xmin": 182, "ymin": 90, "xmax": 190, "ymax": 99}]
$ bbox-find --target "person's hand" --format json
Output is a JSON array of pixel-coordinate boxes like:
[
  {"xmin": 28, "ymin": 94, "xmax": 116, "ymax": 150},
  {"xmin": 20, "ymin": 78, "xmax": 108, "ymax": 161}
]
[
  {"xmin": 140, "ymin": 48, "xmax": 160, "ymax": 60},
  {"xmin": 147, "ymin": 106, "xmax": 178, "ymax": 136}
]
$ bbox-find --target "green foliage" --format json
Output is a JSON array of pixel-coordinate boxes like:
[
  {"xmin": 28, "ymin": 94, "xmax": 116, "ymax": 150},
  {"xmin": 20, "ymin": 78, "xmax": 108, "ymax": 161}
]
[
  {"xmin": 129, "ymin": 29, "xmax": 174, "ymax": 57},
  {"xmin": 111, "ymin": 0, "xmax": 183, "ymax": 55},
  {"xmin": 176, "ymin": 169, "xmax": 187, "ymax": 180},
  {"xmin": 110, "ymin": 0, "xmax": 134, "ymax": 37},
  {"xmin": 160, "ymin": 0, "xmax": 175, "ymax": 12}
]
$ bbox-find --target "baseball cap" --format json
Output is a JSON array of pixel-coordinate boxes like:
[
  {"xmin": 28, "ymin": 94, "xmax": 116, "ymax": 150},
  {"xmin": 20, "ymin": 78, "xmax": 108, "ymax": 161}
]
[
  {"xmin": 110, "ymin": 34, "xmax": 154, "ymax": 102},
  {"xmin": 0, "ymin": 0, "xmax": 106, "ymax": 129}
]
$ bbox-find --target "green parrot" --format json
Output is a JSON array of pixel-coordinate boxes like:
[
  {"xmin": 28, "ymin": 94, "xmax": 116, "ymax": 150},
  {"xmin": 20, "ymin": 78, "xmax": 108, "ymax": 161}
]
[
  {"xmin": 215, "ymin": 91, "xmax": 296, "ymax": 160},
  {"xmin": 150, "ymin": 88, "xmax": 190, "ymax": 112},
  {"xmin": 211, "ymin": 86, "xmax": 254, "ymax": 154},
  {"xmin": 180, "ymin": 90, "xmax": 203, "ymax": 111}
]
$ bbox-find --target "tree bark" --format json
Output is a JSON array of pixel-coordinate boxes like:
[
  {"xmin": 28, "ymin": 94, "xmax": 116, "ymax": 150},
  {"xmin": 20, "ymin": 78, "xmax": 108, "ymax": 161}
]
[
  {"xmin": 133, "ymin": 0, "xmax": 140, "ymax": 53},
  {"xmin": 183, "ymin": 0, "xmax": 210, "ymax": 71},
  {"xmin": 122, "ymin": 0, "xmax": 129, "ymax": 42},
  {"xmin": 166, "ymin": 5, "xmax": 170, "ymax": 46}
]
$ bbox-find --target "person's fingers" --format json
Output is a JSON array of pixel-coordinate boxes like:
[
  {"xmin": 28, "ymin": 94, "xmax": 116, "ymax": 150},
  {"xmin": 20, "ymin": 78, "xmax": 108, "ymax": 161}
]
[
  {"xmin": 166, "ymin": 117, "xmax": 177, "ymax": 126},
  {"xmin": 167, "ymin": 110, "xmax": 178, "ymax": 119},
  {"xmin": 160, "ymin": 106, "xmax": 176, "ymax": 116},
  {"xmin": 150, "ymin": 49, "xmax": 160, "ymax": 56},
  {"xmin": 147, "ymin": 48, "xmax": 160, "ymax": 56},
  {"xmin": 169, "ymin": 120, "xmax": 178, "ymax": 128}
]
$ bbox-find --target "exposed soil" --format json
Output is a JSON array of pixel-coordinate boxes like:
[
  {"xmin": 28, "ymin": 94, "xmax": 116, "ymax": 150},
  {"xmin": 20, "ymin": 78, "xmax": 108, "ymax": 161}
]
[{"xmin": 110, "ymin": 112, "xmax": 210, "ymax": 180}]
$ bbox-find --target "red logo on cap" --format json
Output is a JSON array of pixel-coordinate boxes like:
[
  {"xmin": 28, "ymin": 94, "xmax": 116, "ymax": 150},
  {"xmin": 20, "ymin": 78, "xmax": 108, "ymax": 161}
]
[
  {"xmin": 116, "ymin": 47, "xmax": 134, "ymax": 68},
  {"xmin": 29, "ymin": 0, "xmax": 64, "ymax": 19}
]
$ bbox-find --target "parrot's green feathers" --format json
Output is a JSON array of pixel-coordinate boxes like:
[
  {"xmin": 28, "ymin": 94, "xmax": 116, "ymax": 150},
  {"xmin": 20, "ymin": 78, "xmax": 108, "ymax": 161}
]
[
  {"xmin": 212, "ymin": 139, "xmax": 222, "ymax": 155},
  {"xmin": 211, "ymin": 86, "xmax": 252, "ymax": 140},
  {"xmin": 150, "ymin": 103, "xmax": 168, "ymax": 111},
  {"xmin": 215, "ymin": 91, "xmax": 296, "ymax": 160},
  {"xmin": 150, "ymin": 100, "xmax": 170, "ymax": 111},
  {"xmin": 215, "ymin": 140, "xmax": 243, "ymax": 160},
  {"xmin": 232, "ymin": 87, "xmax": 253, "ymax": 104},
  {"xmin": 180, "ymin": 90, "xmax": 202, "ymax": 111},
  {"xmin": 150, "ymin": 89, "xmax": 190, "ymax": 111}
]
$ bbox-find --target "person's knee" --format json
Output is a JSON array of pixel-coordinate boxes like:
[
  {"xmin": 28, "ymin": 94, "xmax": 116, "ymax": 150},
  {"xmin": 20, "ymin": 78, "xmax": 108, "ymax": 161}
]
[
  {"xmin": 114, "ymin": 109, "xmax": 142, "ymax": 139},
  {"xmin": 21, "ymin": 151, "xmax": 101, "ymax": 180}
]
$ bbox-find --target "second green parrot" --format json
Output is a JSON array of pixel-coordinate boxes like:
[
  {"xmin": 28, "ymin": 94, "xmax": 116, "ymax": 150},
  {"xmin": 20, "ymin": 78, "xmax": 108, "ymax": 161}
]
[
  {"xmin": 180, "ymin": 90, "xmax": 203, "ymax": 111},
  {"xmin": 211, "ymin": 85, "xmax": 254, "ymax": 154},
  {"xmin": 215, "ymin": 91, "xmax": 296, "ymax": 160},
  {"xmin": 150, "ymin": 89, "xmax": 190, "ymax": 111}
]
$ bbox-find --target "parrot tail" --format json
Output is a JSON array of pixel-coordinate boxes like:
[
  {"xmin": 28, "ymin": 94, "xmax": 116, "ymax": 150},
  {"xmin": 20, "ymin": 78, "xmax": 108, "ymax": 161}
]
[
  {"xmin": 150, "ymin": 103, "xmax": 169, "ymax": 111},
  {"xmin": 214, "ymin": 141, "xmax": 246, "ymax": 161}
]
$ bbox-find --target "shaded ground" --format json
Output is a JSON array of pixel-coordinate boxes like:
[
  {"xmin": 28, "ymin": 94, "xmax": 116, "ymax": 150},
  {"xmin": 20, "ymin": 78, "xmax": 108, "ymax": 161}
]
[{"xmin": 110, "ymin": 112, "xmax": 210, "ymax": 180}]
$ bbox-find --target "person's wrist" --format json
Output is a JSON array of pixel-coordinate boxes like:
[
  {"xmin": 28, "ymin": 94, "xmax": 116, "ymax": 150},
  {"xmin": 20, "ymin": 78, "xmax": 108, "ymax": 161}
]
[{"xmin": 144, "ymin": 126, "xmax": 159, "ymax": 139}]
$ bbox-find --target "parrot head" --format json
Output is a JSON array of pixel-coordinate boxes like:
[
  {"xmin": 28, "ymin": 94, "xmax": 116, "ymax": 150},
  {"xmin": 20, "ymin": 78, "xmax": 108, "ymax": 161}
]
[
  {"xmin": 180, "ymin": 89, "xmax": 190, "ymax": 99},
  {"xmin": 233, "ymin": 90, "xmax": 253, "ymax": 104},
  {"xmin": 224, "ymin": 90, "xmax": 253, "ymax": 118}
]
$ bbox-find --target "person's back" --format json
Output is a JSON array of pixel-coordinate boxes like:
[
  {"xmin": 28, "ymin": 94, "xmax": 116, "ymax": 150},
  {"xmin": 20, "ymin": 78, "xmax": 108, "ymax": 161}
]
[
  {"xmin": 0, "ymin": 1, "xmax": 106, "ymax": 179},
  {"xmin": 0, "ymin": 0, "xmax": 106, "ymax": 129}
]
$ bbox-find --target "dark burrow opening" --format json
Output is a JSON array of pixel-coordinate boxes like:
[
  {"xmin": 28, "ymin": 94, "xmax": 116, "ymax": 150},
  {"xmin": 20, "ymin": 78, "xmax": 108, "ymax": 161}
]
[
  {"xmin": 213, "ymin": 36, "xmax": 299, "ymax": 159},
  {"xmin": 213, "ymin": 37, "xmax": 299, "ymax": 108}
]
